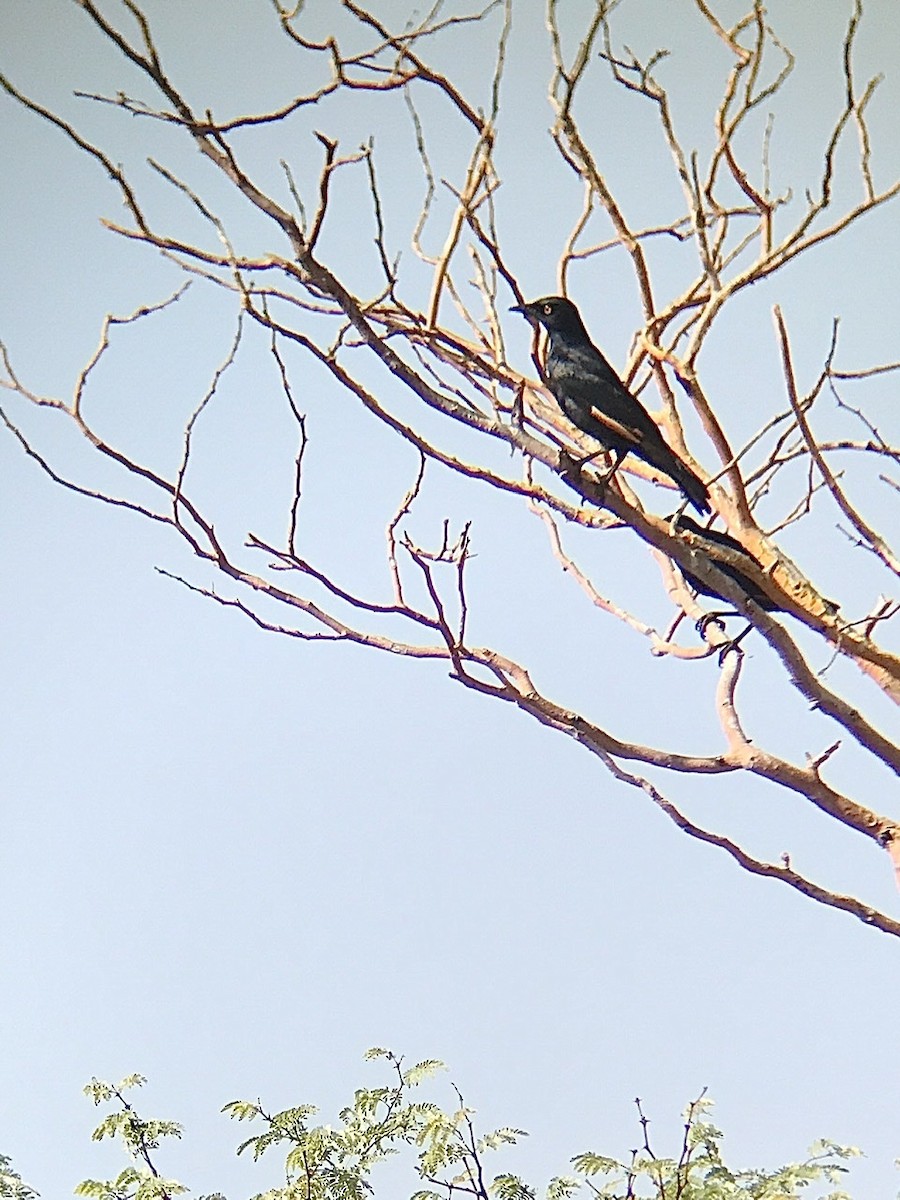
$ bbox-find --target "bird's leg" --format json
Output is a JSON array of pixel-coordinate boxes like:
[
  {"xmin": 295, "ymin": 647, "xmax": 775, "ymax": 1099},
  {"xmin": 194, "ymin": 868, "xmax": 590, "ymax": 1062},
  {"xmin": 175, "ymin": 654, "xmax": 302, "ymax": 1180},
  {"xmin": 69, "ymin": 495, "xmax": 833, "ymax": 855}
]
[
  {"xmin": 668, "ymin": 498, "xmax": 690, "ymax": 526},
  {"xmin": 716, "ymin": 622, "xmax": 753, "ymax": 666},
  {"xmin": 571, "ymin": 448, "xmax": 624, "ymax": 489},
  {"xmin": 559, "ymin": 445, "xmax": 615, "ymax": 489},
  {"xmin": 569, "ymin": 447, "xmax": 606, "ymax": 470},
  {"xmin": 580, "ymin": 451, "xmax": 625, "ymax": 511},
  {"xmin": 598, "ymin": 450, "xmax": 625, "ymax": 488},
  {"xmin": 559, "ymin": 448, "xmax": 625, "ymax": 509}
]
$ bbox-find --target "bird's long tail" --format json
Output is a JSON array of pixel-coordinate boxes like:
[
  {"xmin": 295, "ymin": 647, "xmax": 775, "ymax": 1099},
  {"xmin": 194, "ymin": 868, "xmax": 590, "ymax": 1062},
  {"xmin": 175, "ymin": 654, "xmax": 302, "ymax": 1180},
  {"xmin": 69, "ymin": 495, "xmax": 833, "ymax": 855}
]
[
  {"xmin": 649, "ymin": 446, "xmax": 710, "ymax": 515},
  {"xmin": 672, "ymin": 459, "xmax": 710, "ymax": 515}
]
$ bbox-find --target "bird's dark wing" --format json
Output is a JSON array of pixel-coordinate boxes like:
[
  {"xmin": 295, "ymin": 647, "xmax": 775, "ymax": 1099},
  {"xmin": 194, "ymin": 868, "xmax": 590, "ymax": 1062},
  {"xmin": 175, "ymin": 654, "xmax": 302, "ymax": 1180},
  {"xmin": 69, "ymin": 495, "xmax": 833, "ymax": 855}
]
[
  {"xmin": 585, "ymin": 406, "xmax": 643, "ymax": 446},
  {"xmin": 548, "ymin": 347, "xmax": 657, "ymax": 443},
  {"xmin": 673, "ymin": 517, "xmax": 779, "ymax": 610},
  {"xmin": 546, "ymin": 336, "xmax": 711, "ymax": 514},
  {"xmin": 550, "ymin": 345, "xmax": 661, "ymax": 433}
]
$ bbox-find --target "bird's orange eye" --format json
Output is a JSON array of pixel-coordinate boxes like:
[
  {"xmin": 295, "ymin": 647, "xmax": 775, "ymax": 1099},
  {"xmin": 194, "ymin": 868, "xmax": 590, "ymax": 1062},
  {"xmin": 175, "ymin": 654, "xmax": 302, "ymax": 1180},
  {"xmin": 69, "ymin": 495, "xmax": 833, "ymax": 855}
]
[{"xmin": 542, "ymin": 303, "xmax": 553, "ymax": 315}]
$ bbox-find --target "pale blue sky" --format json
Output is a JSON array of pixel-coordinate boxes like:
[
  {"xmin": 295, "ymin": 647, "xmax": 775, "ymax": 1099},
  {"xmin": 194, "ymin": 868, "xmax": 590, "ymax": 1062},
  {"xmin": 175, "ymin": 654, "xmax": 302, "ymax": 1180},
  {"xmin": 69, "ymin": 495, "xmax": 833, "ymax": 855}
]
[{"xmin": 2, "ymin": 2, "xmax": 900, "ymax": 1196}]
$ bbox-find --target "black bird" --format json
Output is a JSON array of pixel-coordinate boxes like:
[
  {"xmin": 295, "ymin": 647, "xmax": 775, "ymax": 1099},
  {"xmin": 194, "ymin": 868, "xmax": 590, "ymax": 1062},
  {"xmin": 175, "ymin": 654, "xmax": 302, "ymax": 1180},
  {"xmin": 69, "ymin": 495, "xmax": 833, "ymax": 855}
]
[
  {"xmin": 669, "ymin": 513, "xmax": 781, "ymax": 613},
  {"xmin": 668, "ymin": 513, "xmax": 785, "ymax": 655},
  {"xmin": 512, "ymin": 296, "xmax": 710, "ymax": 514},
  {"xmin": 670, "ymin": 514, "xmax": 838, "ymax": 655}
]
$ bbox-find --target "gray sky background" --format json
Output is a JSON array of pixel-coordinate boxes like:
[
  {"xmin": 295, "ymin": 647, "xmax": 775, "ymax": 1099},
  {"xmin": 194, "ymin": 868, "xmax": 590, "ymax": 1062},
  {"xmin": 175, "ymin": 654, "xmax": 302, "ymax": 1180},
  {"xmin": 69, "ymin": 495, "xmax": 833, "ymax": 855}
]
[{"xmin": 2, "ymin": 2, "xmax": 900, "ymax": 1196}]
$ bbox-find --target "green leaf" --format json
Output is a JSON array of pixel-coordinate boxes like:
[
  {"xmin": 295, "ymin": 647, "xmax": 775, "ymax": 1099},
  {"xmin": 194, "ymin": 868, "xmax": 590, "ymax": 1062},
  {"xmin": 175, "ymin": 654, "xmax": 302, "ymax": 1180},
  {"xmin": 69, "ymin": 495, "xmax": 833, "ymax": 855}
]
[
  {"xmin": 73, "ymin": 1181, "xmax": 107, "ymax": 1199},
  {"xmin": 570, "ymin": 1152, "xmax": 621, "ymax": 1177},
  {"xmin": 546, "ymin": 1177, "xmax": 581, "ymax": 1200},
  {"xmin": 490, "ymin": 1173, "xmax": 535, "ymax": 1200},
  {"xmin": 116, "ymin": 1074, "xmax": 147, "ymax": 1094},
  {"xmin": 221, "ymin": 1099, "xmax": 263, "ymax": 1122},
  {"xmin": 402, "ymin": 1060, "xmax": 445, "ymax": 1086},
  {"xmin": 0, "ymin": 1153, "xmax": 40, "ymax": 1200},
  {"xmin": 479, "ymin": 1127, "xmax": 527, "ymax": 1153},
  {"xmin": 90, "ymin": 1113, "xmax": 127, "ymax": 1143},
  {"xmin": 82, "ymin": 1079, "xmax": 115, "ymax": 1106}
]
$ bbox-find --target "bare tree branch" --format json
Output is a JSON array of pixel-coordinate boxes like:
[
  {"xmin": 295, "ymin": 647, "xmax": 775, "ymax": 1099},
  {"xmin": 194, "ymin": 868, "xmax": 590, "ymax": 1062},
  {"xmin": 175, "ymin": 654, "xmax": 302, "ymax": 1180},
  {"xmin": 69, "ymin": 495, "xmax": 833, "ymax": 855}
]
[{"xmin": 4, "ymin": 0, "xmax": 899, "ymax": 934}]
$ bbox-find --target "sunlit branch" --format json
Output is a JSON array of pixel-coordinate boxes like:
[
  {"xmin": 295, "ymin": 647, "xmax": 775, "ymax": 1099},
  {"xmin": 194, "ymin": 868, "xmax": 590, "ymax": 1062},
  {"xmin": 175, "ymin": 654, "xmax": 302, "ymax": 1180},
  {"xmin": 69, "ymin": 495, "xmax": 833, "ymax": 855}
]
[
  {"xmin": 3, "ymin": 0, "xmax": 899, "ymax": 933},
  {"xmin": 598, "ymin": 749, "xmax": 900, "ymax": 938},
  {"xmin": 774, "ymin": 306, "xmax": 900, "ymax": 581}
]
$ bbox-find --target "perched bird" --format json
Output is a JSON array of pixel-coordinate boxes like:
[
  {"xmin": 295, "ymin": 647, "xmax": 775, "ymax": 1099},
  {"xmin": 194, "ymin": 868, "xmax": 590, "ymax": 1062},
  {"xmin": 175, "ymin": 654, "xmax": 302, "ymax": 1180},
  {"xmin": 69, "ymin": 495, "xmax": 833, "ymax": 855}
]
[
  {"xmin": 668, "ymin": 513, "xmax": 783, "ymax": 654},
  {"xmin": 512, "ymin": 296, "xmax": 710, "ymax": 514},
  {"xmin": 668, "ymin": 513, "xmax": 781, "ymax": 613},
  {"xmin": 670, "ymin": 514, "xmax": 838, "ymax": 654}
]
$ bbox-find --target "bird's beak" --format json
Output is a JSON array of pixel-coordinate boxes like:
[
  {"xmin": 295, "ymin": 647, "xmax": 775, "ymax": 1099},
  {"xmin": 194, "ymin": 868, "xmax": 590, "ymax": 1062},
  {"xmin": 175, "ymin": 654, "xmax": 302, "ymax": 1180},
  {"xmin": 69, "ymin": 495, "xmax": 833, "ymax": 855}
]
[{"xmin": 510, "ymin": 302, "xmax": 535, "ymax": 319}]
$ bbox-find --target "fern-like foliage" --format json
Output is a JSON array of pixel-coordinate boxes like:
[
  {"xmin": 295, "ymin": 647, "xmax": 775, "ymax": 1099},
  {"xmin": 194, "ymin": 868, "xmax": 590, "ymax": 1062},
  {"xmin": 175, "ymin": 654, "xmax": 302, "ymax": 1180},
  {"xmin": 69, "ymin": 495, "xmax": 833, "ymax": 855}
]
[{"xmin": 62, "ymin": 1053, "xmax": 861, "ymax": 1200}]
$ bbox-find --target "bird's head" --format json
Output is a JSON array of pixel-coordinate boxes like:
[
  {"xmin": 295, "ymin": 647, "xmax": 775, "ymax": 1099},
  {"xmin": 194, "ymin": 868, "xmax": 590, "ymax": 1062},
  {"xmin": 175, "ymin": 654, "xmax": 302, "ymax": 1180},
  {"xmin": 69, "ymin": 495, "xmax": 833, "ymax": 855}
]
[
  {"xmin": 511, "ymin": 295, "xmax": 588, "ymax": 339},
  {"xmin": 666, "ymin": 512, "xmax": 703, "ymax": 537}
]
